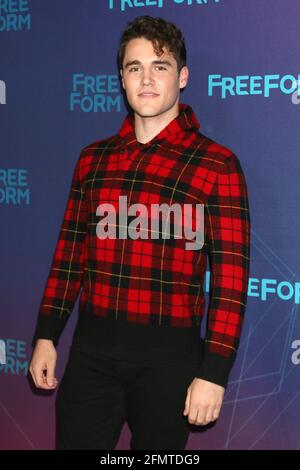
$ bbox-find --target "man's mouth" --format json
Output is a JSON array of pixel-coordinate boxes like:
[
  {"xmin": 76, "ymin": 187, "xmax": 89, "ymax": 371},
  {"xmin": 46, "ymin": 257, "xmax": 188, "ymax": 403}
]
[{"xmin": 138, "ymin": 93, "xmax": 159, "ymax": 98}]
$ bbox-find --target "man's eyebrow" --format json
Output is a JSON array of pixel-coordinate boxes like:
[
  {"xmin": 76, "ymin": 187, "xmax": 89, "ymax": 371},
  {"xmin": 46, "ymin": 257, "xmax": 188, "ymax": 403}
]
[{"xmin": 124, "ymin": 59, "xmax": 173, "ymax": 69}]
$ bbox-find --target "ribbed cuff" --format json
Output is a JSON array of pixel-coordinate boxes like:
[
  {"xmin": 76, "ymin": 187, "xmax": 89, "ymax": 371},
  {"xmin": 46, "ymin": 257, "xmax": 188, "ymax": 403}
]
[
  {"xmin": 31, "ymin": 314, "xmax": 65, "ymax": 348},
  {"xmin": 195, "ymin": 348, "xmax": 236, "ymax": 389}
]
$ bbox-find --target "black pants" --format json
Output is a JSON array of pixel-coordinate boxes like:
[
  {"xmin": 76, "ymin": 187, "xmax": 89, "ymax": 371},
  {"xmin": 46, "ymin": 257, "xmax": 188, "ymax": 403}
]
[{"xmin": 56, "ymin": 337, "xmax": 200, "ymax": 450}]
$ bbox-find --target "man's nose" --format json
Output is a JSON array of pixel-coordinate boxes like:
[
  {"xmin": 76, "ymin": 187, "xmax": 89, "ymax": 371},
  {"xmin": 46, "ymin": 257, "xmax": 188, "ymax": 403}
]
[{"xmin": 141, "ymin": 68, "xmax": 154, "ymax": 85}]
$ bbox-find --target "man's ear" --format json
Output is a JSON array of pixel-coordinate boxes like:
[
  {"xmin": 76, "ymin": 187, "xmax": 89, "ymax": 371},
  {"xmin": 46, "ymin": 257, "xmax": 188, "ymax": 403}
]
[
  {"xmin": 179, "ymin": 65, "xmax": 189, "ymax": 89},
  {"xmin": 120, "ymin": 69, "xmax": 125, "ymax": 89}
]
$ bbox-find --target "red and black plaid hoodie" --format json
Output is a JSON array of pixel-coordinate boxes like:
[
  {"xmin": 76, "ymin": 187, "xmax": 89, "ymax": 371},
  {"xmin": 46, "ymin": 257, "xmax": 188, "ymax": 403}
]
[{"xmin": 33, "ymin": 103, "xmax": 251, "ymax": 388}]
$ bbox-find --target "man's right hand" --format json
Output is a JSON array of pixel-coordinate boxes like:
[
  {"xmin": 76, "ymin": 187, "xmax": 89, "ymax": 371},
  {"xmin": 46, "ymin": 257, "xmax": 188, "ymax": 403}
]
[{"xmin": 29, "ymin": 339, "xmax": 58, "ymax": 390}]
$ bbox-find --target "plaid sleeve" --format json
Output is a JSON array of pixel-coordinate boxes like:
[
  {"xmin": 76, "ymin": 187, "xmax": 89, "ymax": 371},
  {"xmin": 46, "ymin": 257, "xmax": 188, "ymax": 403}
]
[
  {"xmin": 32, "ymin": 152, "xmax": 87, "ymax": 346},
  {"xmin": 195, "ymin": 153, "xmax": 251, "ymax": 388}
]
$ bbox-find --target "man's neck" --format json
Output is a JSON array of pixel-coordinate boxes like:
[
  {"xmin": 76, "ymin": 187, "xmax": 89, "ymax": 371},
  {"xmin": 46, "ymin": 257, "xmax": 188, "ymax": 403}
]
[{"xmin": 134, "ymin": 103, "xmax": 180, "ymax": 144}]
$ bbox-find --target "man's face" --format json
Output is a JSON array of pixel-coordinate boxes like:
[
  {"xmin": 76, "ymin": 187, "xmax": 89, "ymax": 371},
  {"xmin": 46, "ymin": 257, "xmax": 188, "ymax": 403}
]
[{"xmin": 120, "ymin": 37, "xmax": 188, "ymax": 119}]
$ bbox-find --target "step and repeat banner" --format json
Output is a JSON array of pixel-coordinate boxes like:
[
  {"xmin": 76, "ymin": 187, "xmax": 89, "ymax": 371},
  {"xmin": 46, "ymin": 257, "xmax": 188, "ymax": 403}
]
[{"xmin": 1, "ymin": 0, "xmax": 300, "ymax": 450}]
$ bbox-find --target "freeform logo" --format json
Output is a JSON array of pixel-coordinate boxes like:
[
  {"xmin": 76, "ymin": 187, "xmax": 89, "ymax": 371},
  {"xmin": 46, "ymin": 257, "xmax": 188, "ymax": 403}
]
[
  {"xmin": 208, "ymin": 73, "xmax": 300, "ymax": 99},
  {"xmin": 0, "ymin": 339, "xmax": 28, "ymax": 376},
  {"xmin": 248, "ymin": 277, "xmax": 300, "ymax": 304},
  {"xmin": 0, "ymin": 169, "xmax": 30, "ymax": 205},
  {"xmin": 96, "ymin": 195, "xmax": 204, "ymax": 250},
  {"xmin": 70, "ymin": 73, "xmax": 121, "ymax": 112},
  {"xmin": 0, "ymin": 0, "xmax": 31, "ymax": 32},
  {"xmin": 108, "ymin": 0, "xmax": 221, "ymax": 11},
  {"xmin": 0, "ymin": 79, "xmax": 6, "ymax": 104},
  {"xmin": 204, "ymin": 272, "xmax": 300, "ymax": 305}
]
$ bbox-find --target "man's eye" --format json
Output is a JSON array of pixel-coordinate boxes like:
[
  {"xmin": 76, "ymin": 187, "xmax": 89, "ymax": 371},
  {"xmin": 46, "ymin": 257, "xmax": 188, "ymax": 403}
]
[{"xmin": 128, "ymin": 66, "xmax": 167, "ymax": 72}]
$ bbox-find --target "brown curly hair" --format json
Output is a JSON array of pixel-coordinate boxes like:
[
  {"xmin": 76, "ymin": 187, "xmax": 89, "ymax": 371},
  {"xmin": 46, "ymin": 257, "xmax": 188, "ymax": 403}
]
[{"xmin": 118, "ymin": 15, "xmax": 187, "ymax": 74}]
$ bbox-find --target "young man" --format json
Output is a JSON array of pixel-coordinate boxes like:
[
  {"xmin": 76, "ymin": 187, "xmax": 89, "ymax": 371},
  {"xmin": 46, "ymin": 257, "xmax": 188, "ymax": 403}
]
[{"xmin": 29, "ymin": 15, "xmax": 251, "ymax": 450}]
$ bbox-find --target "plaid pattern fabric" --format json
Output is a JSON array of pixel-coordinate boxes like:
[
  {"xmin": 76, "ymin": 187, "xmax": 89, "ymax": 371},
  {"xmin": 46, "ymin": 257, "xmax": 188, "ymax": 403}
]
[{"xmin": 33, "ymin": 103, "xmax": 251, "ymax": 388}]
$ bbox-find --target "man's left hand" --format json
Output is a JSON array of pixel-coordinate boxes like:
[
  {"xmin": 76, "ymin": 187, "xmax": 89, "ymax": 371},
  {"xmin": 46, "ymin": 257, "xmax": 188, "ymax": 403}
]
[{"xmin": 183, "ymin": 378, "xmax": 225, "ymax": 425}]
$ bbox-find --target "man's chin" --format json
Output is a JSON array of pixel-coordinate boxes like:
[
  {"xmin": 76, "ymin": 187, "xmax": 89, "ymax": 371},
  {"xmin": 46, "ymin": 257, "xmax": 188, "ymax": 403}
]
[
  {"xmin": 134, "ymin": 109, "xmax": 161, "ymax": 119},
  {"xmin": 127, "ymin": 100, "xmax": 160, "ymax": 116}
]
